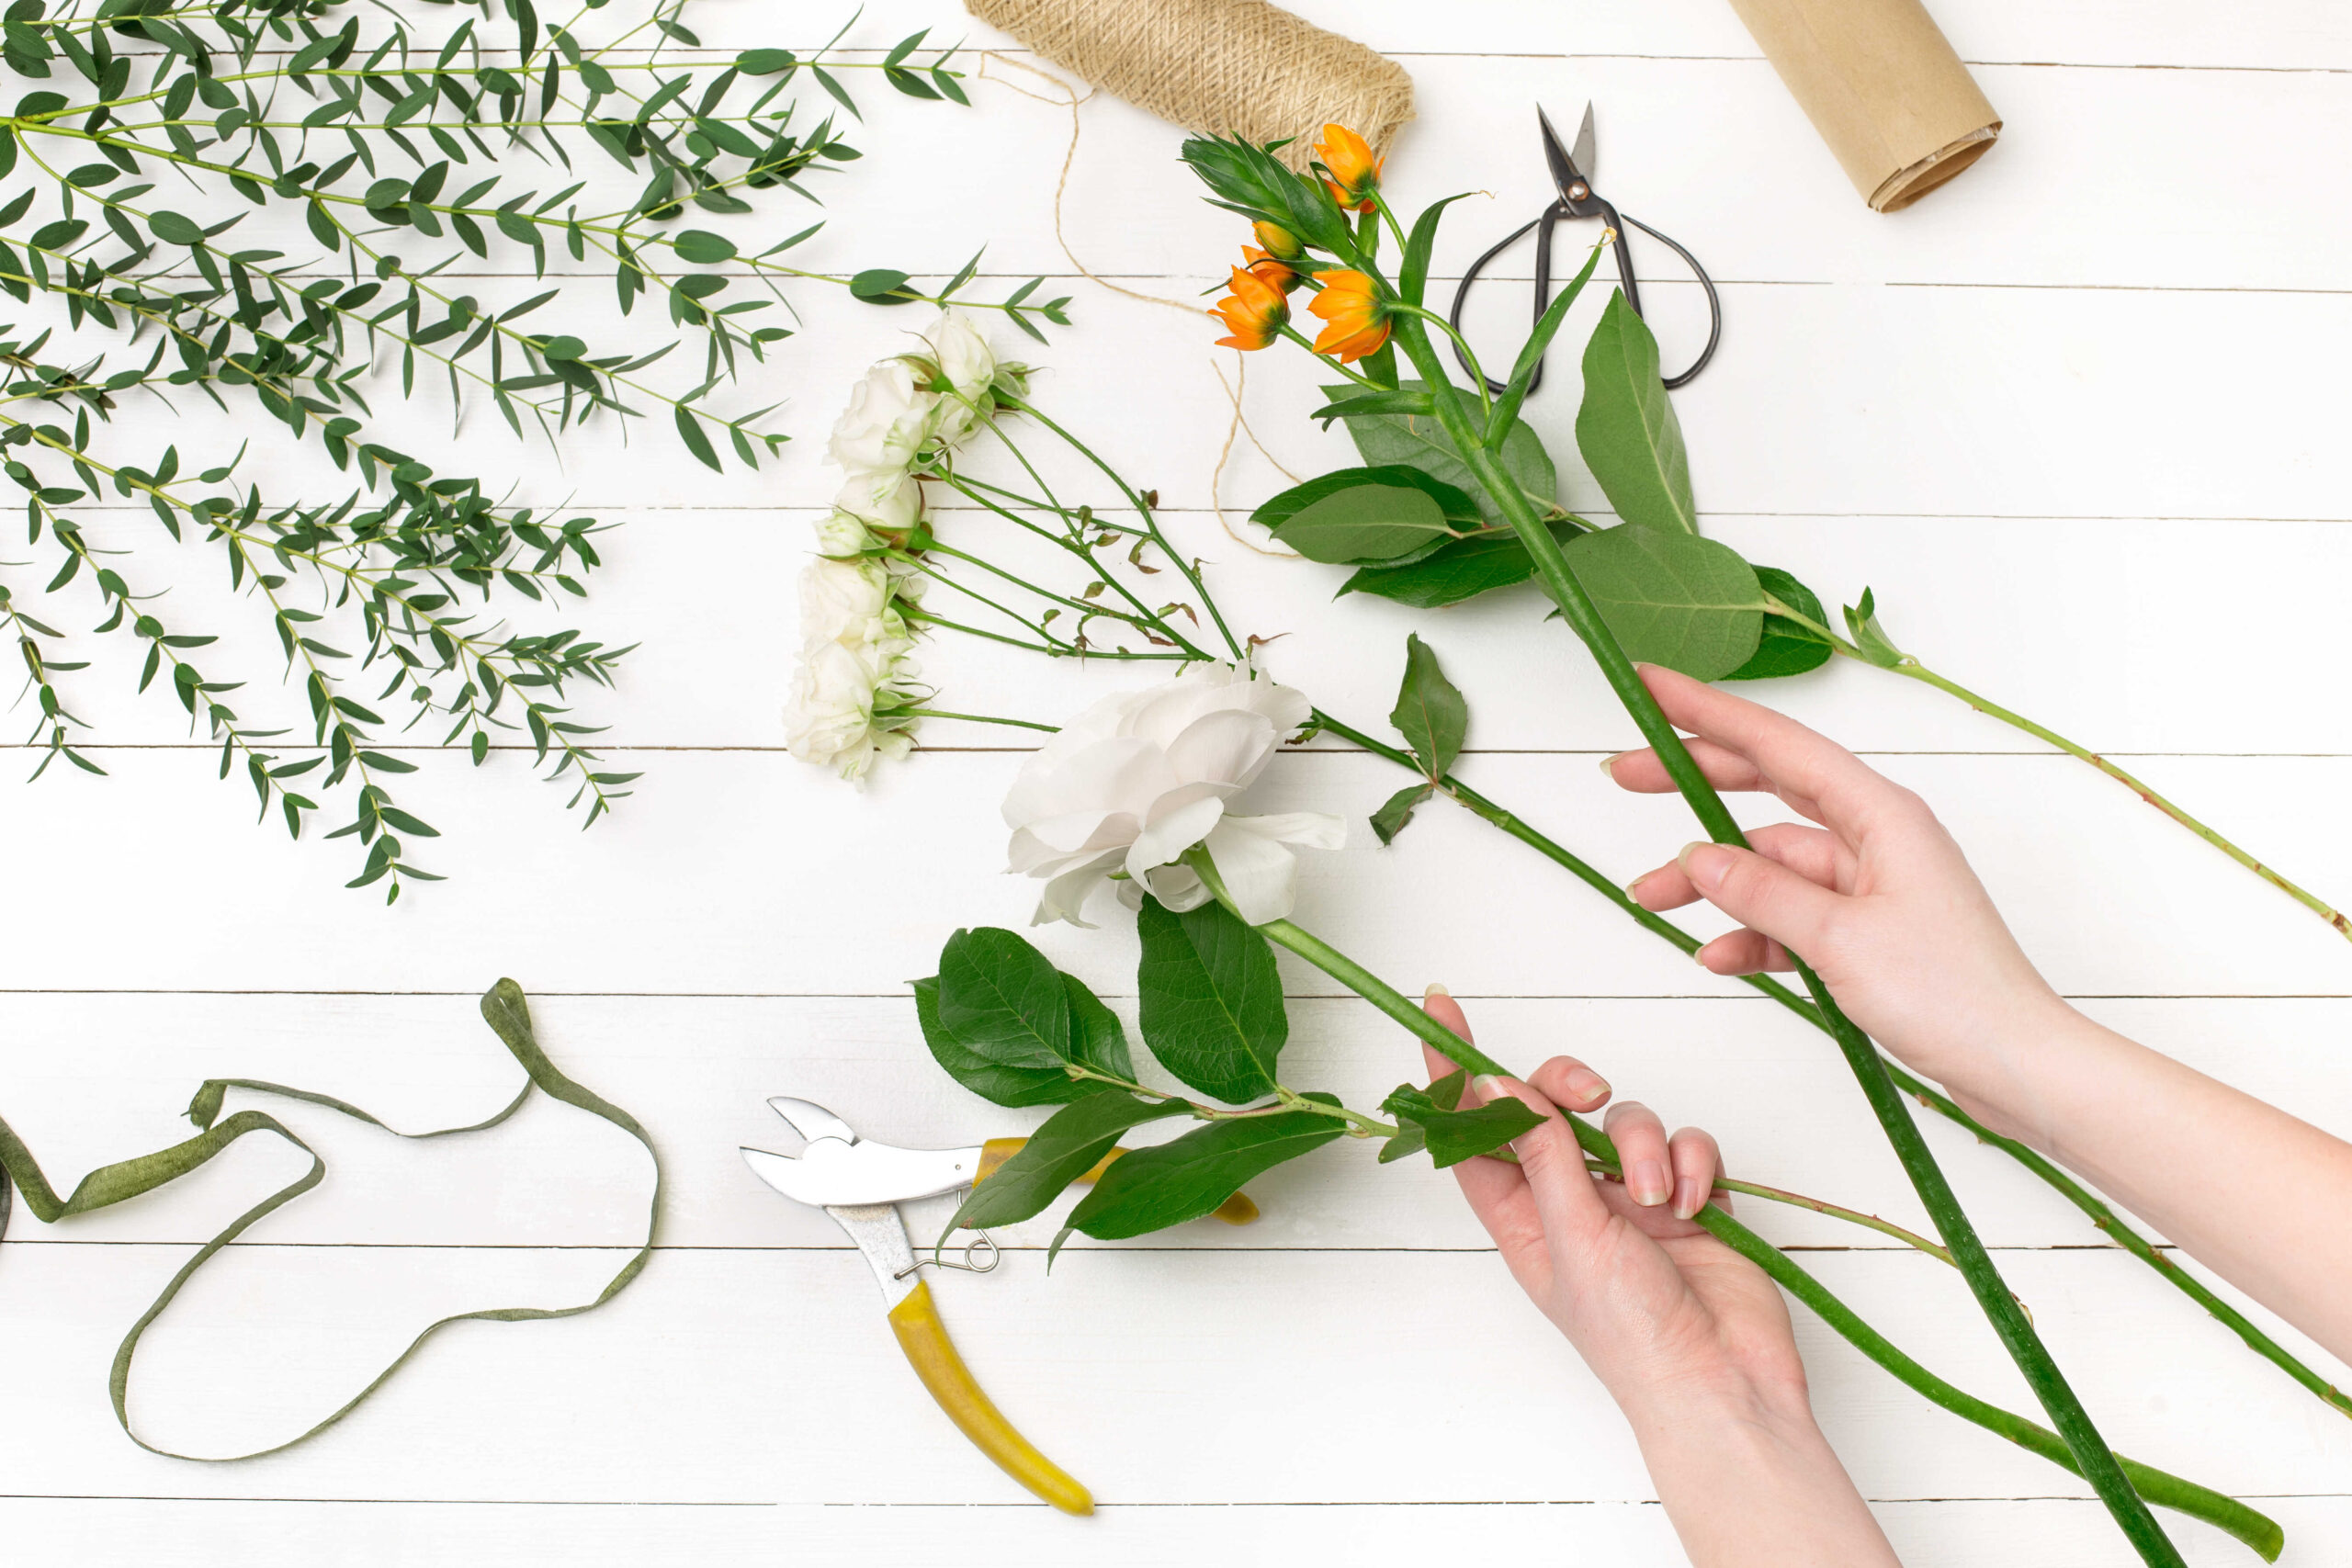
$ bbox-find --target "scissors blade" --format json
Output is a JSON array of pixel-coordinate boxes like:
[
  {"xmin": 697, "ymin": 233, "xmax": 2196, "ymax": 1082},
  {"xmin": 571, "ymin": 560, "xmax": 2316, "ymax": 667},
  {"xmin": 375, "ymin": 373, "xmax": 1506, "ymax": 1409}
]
[
  {"xmin": 1536, "ymin": 104, "xmax": 1584, "ymax": 199},
  {"xmin": 742, "ymin": 1138, "xmax": 986, "ymax": 1208},
  {"xmin": 1571, "ymin": 101, "xmax": 1597, "ymax": 185},
  {"xmin": 823, "ymin": 1200, "xmax": 922, "ymax": 1303},
  {"xmin": 766, "ymin": 1095, "xmax": 860, "ymax": 1145}
]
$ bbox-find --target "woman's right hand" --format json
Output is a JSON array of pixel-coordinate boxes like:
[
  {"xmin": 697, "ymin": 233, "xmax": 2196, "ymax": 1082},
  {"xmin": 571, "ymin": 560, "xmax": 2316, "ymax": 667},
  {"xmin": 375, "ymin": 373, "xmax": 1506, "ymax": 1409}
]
[{"xmin": 1603, "ymin": 663, "xmax": 2076, "ymax": 1138}]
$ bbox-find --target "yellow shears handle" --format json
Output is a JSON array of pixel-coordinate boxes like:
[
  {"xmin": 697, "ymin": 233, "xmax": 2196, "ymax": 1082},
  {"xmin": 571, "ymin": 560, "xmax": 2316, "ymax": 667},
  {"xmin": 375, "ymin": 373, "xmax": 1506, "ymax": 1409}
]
[
  {"xmin": 886, "ymin": 1279, "xmax": 1094, "ymax": 1516},
  {"xmin": 974, "ymin": 1137, "xmax": 1261, "ymax": 1224}
]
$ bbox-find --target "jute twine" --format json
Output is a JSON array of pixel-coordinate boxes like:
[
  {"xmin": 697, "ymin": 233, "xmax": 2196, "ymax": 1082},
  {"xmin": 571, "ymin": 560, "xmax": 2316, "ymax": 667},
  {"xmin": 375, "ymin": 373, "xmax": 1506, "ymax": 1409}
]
[{"xmin": 966, "ymin": 0, "xmax": 1413, "ymax": 170}]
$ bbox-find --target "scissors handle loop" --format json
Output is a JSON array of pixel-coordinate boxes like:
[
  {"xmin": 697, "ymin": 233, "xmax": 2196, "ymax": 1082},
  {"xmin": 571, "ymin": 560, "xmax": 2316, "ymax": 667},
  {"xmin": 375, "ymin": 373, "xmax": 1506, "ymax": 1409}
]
[{"xmin": 1445, "ymin": 202, "xmax": 1721, "ymax": 396}]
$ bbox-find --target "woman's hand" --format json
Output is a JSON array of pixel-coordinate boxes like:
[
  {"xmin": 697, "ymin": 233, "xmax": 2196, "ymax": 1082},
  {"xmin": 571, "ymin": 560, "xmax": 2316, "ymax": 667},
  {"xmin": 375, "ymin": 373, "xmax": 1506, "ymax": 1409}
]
[
  {"xmin": 1421, "ymin": 988, "xmax": 1898, "ymax": 1567},
  {"xmin": 1604, "ymin": 662, "xmax": 2073, "ymax": 1134}
]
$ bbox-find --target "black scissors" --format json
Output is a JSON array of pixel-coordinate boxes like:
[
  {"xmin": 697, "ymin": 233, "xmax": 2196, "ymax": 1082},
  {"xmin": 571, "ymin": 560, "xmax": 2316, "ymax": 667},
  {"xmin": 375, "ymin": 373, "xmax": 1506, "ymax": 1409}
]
[{"xmin": 1447, "ymin": 103, "xmax": 1722, "ymax": 394}]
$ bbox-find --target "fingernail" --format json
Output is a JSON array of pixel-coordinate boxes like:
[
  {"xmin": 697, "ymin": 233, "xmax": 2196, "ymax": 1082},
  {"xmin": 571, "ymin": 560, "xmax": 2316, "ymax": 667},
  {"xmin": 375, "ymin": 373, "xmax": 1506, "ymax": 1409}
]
[
  {"xmin": 1472, "ymin": 1074, "xmax": 1510, "ymax": 1102},
  {"xmin": 1598, "ymin": 750, "xmax": 1626, "ymax": 780},
  {"xmin": 1630, "ymin": 1159, "xmax": 1672, "ymax": 1207},
  {"xmin": 1692, "ymin": 943, "xmax": 1713, "ymax": 968},
  {"xmin": 1677, "ymin": 840, "xmax": 1734, "ymax": 893},
  {"xmin": 1623, "ymin": 871, "xmax": 1649, "ymax": 899},
  {"xmin": 1673, "ymin": 1177, "xmax": 1704, "ymax": 1220},
  {"xmin": 1564, "ymin": 1066, "xmax": 1610, "ymax": 1103},
  {"xmin": 1423, "ymin": 981, "xmax": 1450, "ymax": 999}
]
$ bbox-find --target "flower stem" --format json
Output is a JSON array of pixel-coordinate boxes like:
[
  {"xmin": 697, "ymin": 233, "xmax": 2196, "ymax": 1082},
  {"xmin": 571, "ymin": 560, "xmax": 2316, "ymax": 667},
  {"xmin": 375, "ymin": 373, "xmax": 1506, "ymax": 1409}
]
[
  {"xmin": 1375, "ymin": 310, "xmax": 2183, "ymax": 1567},
  {"xmin": 1309, "ymin": 706, "xmax": 2352, "ymax": 1422},
  {"xmin": 1241, "ymin": 909, "xmax": 2277, "ymax": 1562},
  {"xmin": 900, "ymin": 708, "xmax": 1057, "ymax": 733}
]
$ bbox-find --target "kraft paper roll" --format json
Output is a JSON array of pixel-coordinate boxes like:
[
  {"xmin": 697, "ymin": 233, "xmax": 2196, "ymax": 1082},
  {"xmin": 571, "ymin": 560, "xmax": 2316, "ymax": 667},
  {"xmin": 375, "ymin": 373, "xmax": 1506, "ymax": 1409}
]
[
  {"xmin": 1724, "ymin": 0, "xmax": 2001, "ymax": 212},
  {"xmin": 966, "ymin": 0, "xmax": 1414, "ymax": 172}
]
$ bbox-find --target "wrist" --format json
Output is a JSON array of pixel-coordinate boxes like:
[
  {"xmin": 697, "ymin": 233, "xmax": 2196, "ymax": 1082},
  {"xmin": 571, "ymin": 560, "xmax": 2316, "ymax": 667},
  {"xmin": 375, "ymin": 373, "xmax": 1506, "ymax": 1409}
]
[
  {"xmin": 1613, "ymin": 1359, "xmax": 1819, "ymax": 1450},
  {"xmin": 1905, "ymin": 987, "xmax": 2098, "ymax": 1150}
]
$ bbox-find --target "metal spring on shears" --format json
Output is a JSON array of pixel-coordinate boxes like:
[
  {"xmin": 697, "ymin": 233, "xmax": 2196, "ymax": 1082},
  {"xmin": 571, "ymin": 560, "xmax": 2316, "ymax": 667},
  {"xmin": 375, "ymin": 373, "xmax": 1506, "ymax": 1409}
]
[{"xmin": 894, "ymin": 1224, "xmax": 1001, "ymax": 1280}]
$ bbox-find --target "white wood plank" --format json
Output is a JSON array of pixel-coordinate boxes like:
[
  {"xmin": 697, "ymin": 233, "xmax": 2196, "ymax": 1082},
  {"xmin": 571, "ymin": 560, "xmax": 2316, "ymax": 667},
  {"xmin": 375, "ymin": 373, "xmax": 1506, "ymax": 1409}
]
[
  {"xmin": 5, "ymin": 993, "xmax": 2347, "ymax": 1266},
  {"xmin": 2, "ymin": 1495, "xmax": 2344, "ymax": 1568},
  {"xmin": 3, "ymin": 749, "xmax": 2349, "ymax": 997},
  {"xmin": 28, "ymin": 506, "xmax": 2352, "ymax": 761},
  {"xmin": 0, "ymin": 1245, "xmax": 2343, "ymax": 1506}
]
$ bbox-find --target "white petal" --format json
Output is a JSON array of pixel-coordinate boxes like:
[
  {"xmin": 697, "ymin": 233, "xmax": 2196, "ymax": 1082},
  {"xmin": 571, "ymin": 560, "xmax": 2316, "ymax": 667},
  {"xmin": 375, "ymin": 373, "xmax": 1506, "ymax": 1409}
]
[
  {"xmin": 1007, "ymin": 807, "xmax": 1139, "ymax": 869},
  {"xmin": 1143, "ymin": 863, "xmax": 1211, "ymax": 911},
  {"xmin": 1162, "ymin": 706, "xmax": 1278, "ymax": 790},
  {"xmin": 1199, "ymin": 820, "xmax": 1302, "ymax": 924},
  {"xmin": 1222, "ymin": 810, "xmax": 1349, "ymax": 852},
  {"xmin": 1125, "ymin": 793, "xmax": 1225, "ymax": 880},
  {"xmin": 1001, "ymin": 736, "xmax": 1175, "ymax": 829},
  {"xmin": 1033, "ymin": 852, "xmax": 1121, "ymax": 928}
]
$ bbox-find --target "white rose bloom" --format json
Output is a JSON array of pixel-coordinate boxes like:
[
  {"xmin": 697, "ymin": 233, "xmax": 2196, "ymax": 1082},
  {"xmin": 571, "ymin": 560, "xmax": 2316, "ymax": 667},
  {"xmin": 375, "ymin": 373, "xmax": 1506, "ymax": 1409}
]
[
  {"xmin": 834, "ymin": 468, "xmax": 922, "ymax": 532},
  {"xmin": 784, "ymin": 638, "xmax": 918, "ymax": 783},
  {"xmin": 918, "ymin": 311, "xmax": 999, "ymax": 446},
  {"xmin": 829, "ymin": 358, "xmax": 939, "ymax": 475},
  {"xmin": 813, "ymin": 509, "xmax": 876, "ymax": 559},
  {"xmin": 1002, "ymin": 663, "xmax": 1345, "ymax": 927},
  {"xmin": 797, "ymin": 554, "xmax": 894, "ymax": 652}
]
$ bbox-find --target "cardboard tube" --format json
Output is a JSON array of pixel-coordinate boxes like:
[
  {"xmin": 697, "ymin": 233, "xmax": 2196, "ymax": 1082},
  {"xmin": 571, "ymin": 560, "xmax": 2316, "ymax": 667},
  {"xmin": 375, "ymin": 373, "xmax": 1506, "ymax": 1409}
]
[{"xmin": 1724, "ymin": 0, "xmax": 2001, "ymax": 211}]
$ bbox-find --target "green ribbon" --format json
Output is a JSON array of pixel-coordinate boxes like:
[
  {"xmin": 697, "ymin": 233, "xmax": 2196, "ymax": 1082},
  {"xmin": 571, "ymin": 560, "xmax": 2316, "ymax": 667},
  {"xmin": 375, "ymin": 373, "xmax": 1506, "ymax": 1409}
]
[{"xmin": 0, "ymin": 978, "xmax": 662, "ymax": 1461}]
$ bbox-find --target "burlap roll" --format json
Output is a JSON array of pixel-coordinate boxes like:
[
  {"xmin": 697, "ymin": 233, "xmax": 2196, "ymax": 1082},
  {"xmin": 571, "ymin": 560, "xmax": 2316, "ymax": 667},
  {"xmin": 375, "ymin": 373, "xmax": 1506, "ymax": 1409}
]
[{"xmin": 966, "ymin": 0, "xmax": 1413, "ymax": 171}]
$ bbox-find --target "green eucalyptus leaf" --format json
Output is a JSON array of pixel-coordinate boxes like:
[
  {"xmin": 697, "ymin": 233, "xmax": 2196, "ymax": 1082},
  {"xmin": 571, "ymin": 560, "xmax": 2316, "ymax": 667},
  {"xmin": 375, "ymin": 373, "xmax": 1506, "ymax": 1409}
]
[
  {"xmin": 1725, "ymin": 565, "xmax": 1835, "ymax": 682},
  {"xmin": 1575, "ymin": 290, "xmax": 1697, "ymax": 535},
  {"xmin": 850, "ymin": 267, "xmax": 916, "ymax": 303},
  {"xmin": 672, "ymin": 228, "xmax": 737, "ymax": 264},
  {"xmin": 1136, "ymin": 897, "xmax": 1286, "ymax": 1104},
  {"xmin": 1370, "ymin": 782, "xmax": 1433, "ymax": 846},
  {"xmin": 1064, "ymin": 1096, "xmax": 1345, "ymax": 1240},
  {"xmin": 950, "ymin": 1089, "xmax": 1187, "ymax": 1231},
  {"xmin": 1321, "ymin": 380, "xmax": 1557, "ymax": 527},
  {"xmin": 1390, "ymin": 633, "xmax": 1466, "ymax": 779},
  {"xmin": 1560, "ymin": 525, "xmax": 1765, "ymax": 681}
]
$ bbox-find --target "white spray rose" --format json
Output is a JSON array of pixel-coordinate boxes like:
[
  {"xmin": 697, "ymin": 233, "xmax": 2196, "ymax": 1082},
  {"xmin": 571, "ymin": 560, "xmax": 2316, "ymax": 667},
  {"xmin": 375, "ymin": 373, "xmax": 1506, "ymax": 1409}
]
[
  {"xmin": 919, "ymin": 311, "xmax": 998, "ymax": 445},
  {"xmin": 1002, "ymin": 663, "xmax": 1345, "ymax": 927},
  {"xmin": 797, "ymin": 554, "xmax": 896, "ymax": 650},
  {"xmin": 834, "ymin": 468, "xmax": 922, "ymax": 531},
  {"xmin": 784, "ymin": 638, "xmax": 919, "ymax": 783},
  {"xmin": 828, "ymin": 358, "xmax": 939, "ymax": 476}
]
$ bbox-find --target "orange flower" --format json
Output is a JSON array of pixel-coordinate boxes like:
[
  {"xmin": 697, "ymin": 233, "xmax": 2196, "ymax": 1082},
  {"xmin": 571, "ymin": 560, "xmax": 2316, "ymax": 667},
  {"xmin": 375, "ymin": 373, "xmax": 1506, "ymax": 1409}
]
[
  {"xmin": 1241, "ymin": 244, "xmax": 1300, "ymax": 294},
  {"xmin": 1250, "ymin": 220, "xmax": 1306, "ymax": 261},
  {"xmin": 1315, "ymin": 122, "xmax": 1383, "ymax": 212},
  {"xmin": 1307, "ymin": 269, "xmax": 1390, "ymax": 362},
  {"xmin": 1210, "ymin": 263, "xmax": 1290, "ymax": 351}
]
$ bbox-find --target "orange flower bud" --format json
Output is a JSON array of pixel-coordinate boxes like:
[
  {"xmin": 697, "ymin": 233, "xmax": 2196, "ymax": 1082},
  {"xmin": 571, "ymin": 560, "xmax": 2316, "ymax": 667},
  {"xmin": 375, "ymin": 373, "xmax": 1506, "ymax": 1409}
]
[
  {"xmin": 1315, "ymin": 123, "xmax": 1383, "ymax": 213},
  {"xmin": 1306, "ymin": 268, "xmax": 1391, "ymax": 363},
  {"xmin": 1210, "ymin": 263, "xmax": 1290, "ymax": 351},
  {"xmin": 1241, "ymin": 244, "xmax": 1301, "ymax": 294},
  {"xmin": 1250, "ymin": 220, "xmax": 1306, "ymax": 261}
]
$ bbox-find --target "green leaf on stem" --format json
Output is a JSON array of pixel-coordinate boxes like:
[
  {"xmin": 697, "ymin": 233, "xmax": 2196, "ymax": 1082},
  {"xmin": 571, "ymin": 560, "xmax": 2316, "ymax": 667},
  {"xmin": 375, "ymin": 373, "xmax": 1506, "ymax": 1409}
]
[
  {"xmin": 1559, "ymin": 524, "xmax": 1765, "ymax": 681},
  {"xmin": 1390, "ymin": 633, "xmax": 1466, "ymax": 779},
  {"xmin": 1370, "ymin": 782, "xmax": 1434, "ymax": 845},
  {"xmin": 1725, "ymin": 566, "xmax": 1835, "ymax": 682},
  {"xmin": 1380, "ymin": 1070, "xmax": 1543, "ymax": 1168},
  {"xmin": 1136, "ymin": 896, "xmax": 1288, "ymax": 1104},
  {"xmin": 1309, "ymin": 389, "xmax": 1433, "ymax": 425},
  {"xmin": 1321, "ymin": 381, "xmax": 1557, "ymax": 527},
  {"xmin": 1254, "ymin": 466, "xmax": 1477, "ymax": 565},
  {"xmin": 1575, "ymin": 290, "xmax": 1697, "ymax": 535},
  {"xmin": 1178, "ymin": 134, "xmax": 1351, "ymax": 254},
  {"xmin": 1398, "ymin": 192, "xmax": 1476, "ymax": 309},
  {"xmin": 1059, "ymin": 1095, "xmax": 1345, "ymax": 1246},
  {"xmin": 915, "ymin": 927, "xmax": 1129, "ymax": 1107},
  {"xmin": 1487, "ymin": 232, "xmax": 1608, "ymax": 445},
  {"xmin": 1338, "ymin": 520, "xmax": 1580, "ymax": 608},
  {"xmin": 1843, "ymin": 587, "xmax": 1908, "ymax": 669},
  {"xmin": 950, "ymin": 1089, "xmax": 1189, "ymax": 1231}
]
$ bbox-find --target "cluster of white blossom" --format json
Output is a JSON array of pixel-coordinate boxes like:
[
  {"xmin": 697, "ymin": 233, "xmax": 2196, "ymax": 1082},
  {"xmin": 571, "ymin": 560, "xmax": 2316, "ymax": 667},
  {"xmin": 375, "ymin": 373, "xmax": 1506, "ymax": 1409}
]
[{"xmin": 784, "ymin": 313, "xmax": 1015, "ymax": 781}]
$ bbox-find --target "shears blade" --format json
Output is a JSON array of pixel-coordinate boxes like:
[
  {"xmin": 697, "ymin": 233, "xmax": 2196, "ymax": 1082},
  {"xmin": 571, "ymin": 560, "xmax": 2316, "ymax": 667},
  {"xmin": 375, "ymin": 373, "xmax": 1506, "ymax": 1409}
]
[
  {"xmin": 741, "ymin": 1136, "xmax": 984, "ymax": 1208},
  {"xmin": 1571, "ymin": 101, "xmax": 1598, "ymax": 186},
  {"xmin": 1538, "ymin": 102, "xmax": 1597, "ymax": 197}
]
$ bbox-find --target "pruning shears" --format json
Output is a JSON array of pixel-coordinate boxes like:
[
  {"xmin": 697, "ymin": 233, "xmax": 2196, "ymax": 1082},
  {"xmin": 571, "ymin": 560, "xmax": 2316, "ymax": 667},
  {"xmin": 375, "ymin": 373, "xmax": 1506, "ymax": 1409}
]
[
  {"xmin": 741, "ymin": 1096, "xmax": 1257, "ymax": 1516},
  {"xmin": 1447, "ymin": 102, "xmax": 1723, "ymax": 394}
]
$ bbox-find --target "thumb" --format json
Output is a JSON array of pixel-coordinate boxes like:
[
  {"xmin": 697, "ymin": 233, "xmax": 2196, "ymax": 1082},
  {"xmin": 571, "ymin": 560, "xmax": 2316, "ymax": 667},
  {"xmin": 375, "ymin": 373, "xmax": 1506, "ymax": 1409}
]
[{"xmin": 1677, "ymin": 840, "xmax": 1843, "ymax": 953}]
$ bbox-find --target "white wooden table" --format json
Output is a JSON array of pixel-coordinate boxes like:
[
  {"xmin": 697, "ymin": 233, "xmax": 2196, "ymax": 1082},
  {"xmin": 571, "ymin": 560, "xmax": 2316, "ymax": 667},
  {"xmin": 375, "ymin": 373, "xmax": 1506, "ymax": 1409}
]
[{"xmin": 5, "ymin": 2, "xmax": 2348, "ymax": 1562}]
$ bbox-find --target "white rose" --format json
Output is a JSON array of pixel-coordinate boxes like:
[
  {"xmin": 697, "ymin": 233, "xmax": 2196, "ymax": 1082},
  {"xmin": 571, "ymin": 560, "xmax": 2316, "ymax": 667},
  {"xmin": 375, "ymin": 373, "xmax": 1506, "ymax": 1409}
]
[
  {"xmin": 798, "ymin": 554, "xmax": 893, "ymax": 652},
  {"xmin": 813, "ymin": 509, "xmax": 876, "ymax": 559},
  {"xmin": 1001, "ymin": 663, "xmax": 1345, "ymax": 927},
  {"xmin": 926, "ymin": 311, "xmax": 995, "ymax": 398},
  {"xmin": 785, "ymin": 640, "xmax": 917, "ymax": 782},
  {"xmin": 829, "ymin": 358, "xmax": 939, "ymax": 475},
  {"xmin": 834, "ymin": 468, "xmax": 922, "ymax": 531}
]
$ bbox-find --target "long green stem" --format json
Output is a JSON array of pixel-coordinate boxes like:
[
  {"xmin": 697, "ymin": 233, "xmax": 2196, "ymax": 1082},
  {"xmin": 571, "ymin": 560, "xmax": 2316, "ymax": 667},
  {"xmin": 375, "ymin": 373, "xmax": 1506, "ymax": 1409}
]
[
  {"xmin": 1379, "ymin": 308, "xmax": 2182, "ymax": 1565},
  {"xmin": 1240, "ymin": 908, "xmax": 2278, "ymax": 1562},
  {"xmin": 1313, "ymin": 706, "xmax": 2352, "ymax": 1421}
]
